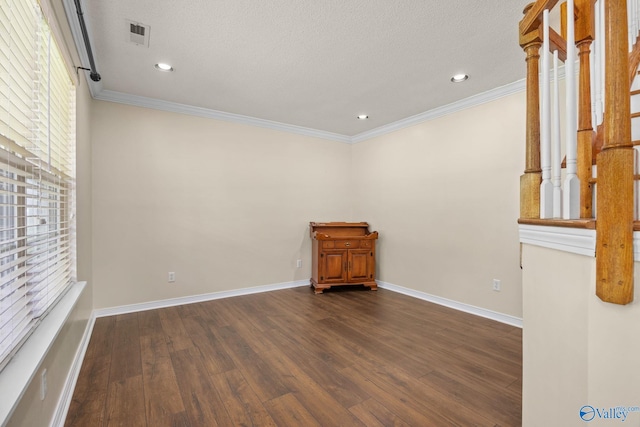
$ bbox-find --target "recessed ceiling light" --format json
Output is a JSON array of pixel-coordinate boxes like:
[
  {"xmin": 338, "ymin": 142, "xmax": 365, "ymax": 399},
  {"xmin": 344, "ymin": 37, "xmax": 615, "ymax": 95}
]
[
  {"xmin": 155, "ymin": 63, "xmax": 173, "ymax": 72},
  {"xmin": 451, "ymin": 73, "xmax": 469, "ymax": 83},
  {"xmin": 357, "ymin": 114, "xmax": 369, "ymax": 120}
]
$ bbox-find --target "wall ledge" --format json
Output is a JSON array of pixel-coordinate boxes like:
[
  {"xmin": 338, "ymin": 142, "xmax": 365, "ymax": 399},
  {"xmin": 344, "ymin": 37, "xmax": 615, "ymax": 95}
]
[
  {"xmin": 0, "ymin": 281, "xmax": 87, "ymax": 427},
  {"xmin": 520, "ymin": 224, "xmax": 640, "ymax": 261},
  {"xmin": 519, "ymin": 224, "xmax": 596, "ymax": 257},
  {"xmin": 51, "ymin": 312, "xmax": 96, "ymax": 427}
]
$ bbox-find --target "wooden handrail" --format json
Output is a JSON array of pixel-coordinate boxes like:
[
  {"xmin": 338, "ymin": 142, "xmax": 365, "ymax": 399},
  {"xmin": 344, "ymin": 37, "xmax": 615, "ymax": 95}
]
[
  {"xmin": 521, "ymin": 0, "xmax": 561, "ymax": 35},
  {"xmin": 549, "ymin": 28, "xmax": 569, "ymax": 60}
]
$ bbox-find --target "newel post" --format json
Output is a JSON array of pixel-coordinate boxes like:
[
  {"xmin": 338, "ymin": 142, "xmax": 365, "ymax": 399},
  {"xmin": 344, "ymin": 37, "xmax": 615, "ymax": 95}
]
[
  {"xmin": 520, "ymin": 3, "xmax": 543, "ymax": 219},
  {"xmin": 595, "ymin": 0, "xmax": 634, "ymax": 304}
]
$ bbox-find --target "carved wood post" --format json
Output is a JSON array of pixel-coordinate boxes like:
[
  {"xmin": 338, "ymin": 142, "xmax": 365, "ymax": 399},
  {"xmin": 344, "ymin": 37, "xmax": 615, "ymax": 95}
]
[
  {"xmin": 576, "ymin": 0, "xmax": 595, "ymax": 218},
  {"xmin": 596, "ymin": 0, "xmax": 634, "ymax": 304},
  {"xmin": 520, "ymin": 4, "xmax": 543, "ymax": 219},
  {"xmin": 577, "ymin": 41, "xmax": 594, "ymax": 218}
]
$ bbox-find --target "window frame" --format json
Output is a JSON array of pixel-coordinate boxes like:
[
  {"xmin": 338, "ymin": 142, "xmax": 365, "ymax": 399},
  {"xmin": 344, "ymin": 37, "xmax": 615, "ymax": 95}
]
[{"xmin": 0, "ymin": 0, "xmax": 77, "ymax": 373}]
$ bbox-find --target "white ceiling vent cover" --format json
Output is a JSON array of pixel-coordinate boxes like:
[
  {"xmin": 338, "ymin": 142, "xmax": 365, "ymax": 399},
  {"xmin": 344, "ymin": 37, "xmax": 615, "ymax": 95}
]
[{"xmin": 126, "ymin": 20, "xmax": 150, "ymax": 47}]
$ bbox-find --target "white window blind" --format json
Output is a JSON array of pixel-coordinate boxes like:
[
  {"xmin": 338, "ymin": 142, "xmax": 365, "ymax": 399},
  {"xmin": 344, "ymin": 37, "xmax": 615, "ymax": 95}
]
[{"xmin": 0, "ymin": 0, "xmax": 76, "ymax": 372}]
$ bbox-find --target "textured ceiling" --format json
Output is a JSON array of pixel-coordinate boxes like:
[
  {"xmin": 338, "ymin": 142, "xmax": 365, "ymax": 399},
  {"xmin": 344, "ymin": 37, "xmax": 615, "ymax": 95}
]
[{"xmin": 74, "ymin": 0, "xmax": 531, "ymax": 137}]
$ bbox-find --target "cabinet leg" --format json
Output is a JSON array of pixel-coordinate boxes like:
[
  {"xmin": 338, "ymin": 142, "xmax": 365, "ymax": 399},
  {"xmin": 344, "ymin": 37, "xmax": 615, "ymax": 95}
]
[{"xmin": 310, "ymin": 279, "xmax": 331, "ymax": 294}]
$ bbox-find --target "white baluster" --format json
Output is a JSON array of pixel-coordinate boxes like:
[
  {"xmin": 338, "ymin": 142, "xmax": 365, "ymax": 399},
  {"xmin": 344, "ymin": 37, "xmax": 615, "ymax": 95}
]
[
  {"xmin": 633, "ymin": 147, "xmax": 640, "ymax": 221},
  {"xmin": 630, "ymin": 0, "xmax": 639, "ymax": 50},
  {"xmin": 590, "ymin": 0, "xmax": 598, "ymax": 128},
  {"xmin": 635, "ymin": 0, "xmax": 640, "ymax": 221},
  {"xmin": 540, "ymin": 9, "xmax": 553, "ymax": 219},
  {"xmin": 633, "ymin": 0, "xmax": 636, "ymax": 37},
  {"xmin": 627, "ymin": 0, "xmax": 635, "ymax": 52},
  {"xmin": 590, "ymin": 30, "xmax": 597, "ymax": 127},
  {"xmin": 600, "ymin": 0, "xmax": 606, "ymax": 116},
  {"xmin": 553, "ymin": 51, "xmax": 563, "ymax": 218},
  {"xmin": 564, "ymin": 0, "xmax": 580, "ymax": 219},
  {"xmin": 594, "ymin": 0, "xmax": 604, "ymax": 127},
  {"xmin": 637, "ymin": 0, "xmax": 640, "ymax": 39}
]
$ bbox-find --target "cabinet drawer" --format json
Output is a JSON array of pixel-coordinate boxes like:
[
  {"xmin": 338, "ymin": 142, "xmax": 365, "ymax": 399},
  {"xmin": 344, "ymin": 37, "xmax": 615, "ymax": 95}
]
[
  {"xmin": 322, "ymin": 241, "xmax": 335, "ymax": 249},
  {"xmin": 334, "ymin": 240, "xmax": 360, "ymax": 249},
  {"xmin": 360, "ymin": 240, "xmax": 372, "ymax": 249}
]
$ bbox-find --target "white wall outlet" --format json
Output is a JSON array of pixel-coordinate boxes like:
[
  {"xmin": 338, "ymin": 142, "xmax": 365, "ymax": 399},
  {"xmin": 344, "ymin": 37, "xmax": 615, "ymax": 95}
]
[
  {"xmin": 40, "ymin": 369, "xmax": 47, "ymax": 400},
  {"xmin": 493, "ymin": 279, "xmax": 501, "ymax": 292},
  {"xmin": 168, "ymin": 272, "xmax": 176, "ymax": 283},
  {"xmin": 296, "ymin": 259, "xmax": 302, "ymax": 268}
]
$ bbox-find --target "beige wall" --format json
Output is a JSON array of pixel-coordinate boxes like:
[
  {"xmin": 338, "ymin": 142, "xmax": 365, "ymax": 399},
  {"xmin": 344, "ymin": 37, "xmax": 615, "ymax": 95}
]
[
  {"xmin": 521, "ymin": 244, "xmax": 589, "ymax": 426},
  {"xmin": 351, "ymin": 92, "xmax": 525, "ymax": 317},
  {"xmin": 90, "ymin": 93, "xmax": 525, "ymax": 317},
  {"xmin": 522, "ymin": 244, "xmax": 640, "ymax": 426},
  {"xmin": 91, "ymin": 101, "xmax": 353, "ymax": 308}
]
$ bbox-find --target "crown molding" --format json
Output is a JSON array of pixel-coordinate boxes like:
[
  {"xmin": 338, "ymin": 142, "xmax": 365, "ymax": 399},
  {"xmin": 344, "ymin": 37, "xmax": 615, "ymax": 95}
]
[
  {"xmin": 350, "ymin": 79, "xmax": 527, "ymax": 143},
  {"xmin": 95, "ymin": 80, "xmax": 527, "ymax": 145},
  {"xmin": 94, "ymin": 90, "xmax": 352, "ymax": 143}
]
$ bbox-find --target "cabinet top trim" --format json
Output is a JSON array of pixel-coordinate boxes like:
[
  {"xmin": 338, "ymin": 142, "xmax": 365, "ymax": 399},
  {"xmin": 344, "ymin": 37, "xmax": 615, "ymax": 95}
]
[
  {"xmin": 310, "ymin": 222, "xmax": 369, "ymax": 227},
  {"xmin": 312, "ymin": 232, "xmax": 379, "ymax": 240},
  {"xmin": 310, "ymin": 222, "xmax": 378, "ymax": 240}
]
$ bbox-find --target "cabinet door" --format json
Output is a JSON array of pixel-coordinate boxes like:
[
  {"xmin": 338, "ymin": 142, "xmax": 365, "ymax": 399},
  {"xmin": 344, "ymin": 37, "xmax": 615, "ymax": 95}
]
[
  {"xmin": 320, "ymin": 250, "xmax": 347, "ymax": 283},
  {"xmin": 348, "ymin": 249, "xmax": 374, "ymax": 282}
]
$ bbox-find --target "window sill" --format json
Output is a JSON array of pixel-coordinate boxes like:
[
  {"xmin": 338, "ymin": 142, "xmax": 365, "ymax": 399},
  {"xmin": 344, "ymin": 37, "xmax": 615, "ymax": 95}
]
[{"xmin": 0, "ymin": 281, "xmax": 86, "ymax": 426}]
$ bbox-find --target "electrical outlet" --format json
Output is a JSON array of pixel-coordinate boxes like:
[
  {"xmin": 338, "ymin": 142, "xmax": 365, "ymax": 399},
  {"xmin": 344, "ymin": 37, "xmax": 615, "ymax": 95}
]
[
  {"xmin": 493, "ymin": 279, "xmax": 501, "ymax": 292},
  {"xmin": 168, "ymin": 272, "xmax": 176, "ymax": 283},
  {"xmin": 296, "ymin": 259, "xmax": 302, "ymax": 268},
  {"xmin": 40, "ymin": 369, "xmax": 47, "ymax": 400}
]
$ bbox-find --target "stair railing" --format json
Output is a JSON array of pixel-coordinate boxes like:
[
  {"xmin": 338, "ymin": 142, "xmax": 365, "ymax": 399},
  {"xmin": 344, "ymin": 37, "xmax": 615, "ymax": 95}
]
[{"xmin": 519, "ymin": 0, "xmax": 639, "ymax": 305}]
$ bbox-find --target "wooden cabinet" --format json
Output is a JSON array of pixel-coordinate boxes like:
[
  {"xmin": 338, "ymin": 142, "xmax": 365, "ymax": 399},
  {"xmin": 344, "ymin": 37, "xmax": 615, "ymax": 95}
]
[{"xmin": 310, "ymin": 222, "xmax": 378, "ymax": 294}]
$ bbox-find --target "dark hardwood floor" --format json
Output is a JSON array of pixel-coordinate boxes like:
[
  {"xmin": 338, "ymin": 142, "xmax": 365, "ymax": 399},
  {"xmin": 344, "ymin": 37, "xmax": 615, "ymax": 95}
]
[{"xmin": 65, "ymin": 286, "xmax": 522, "ymax": 426}]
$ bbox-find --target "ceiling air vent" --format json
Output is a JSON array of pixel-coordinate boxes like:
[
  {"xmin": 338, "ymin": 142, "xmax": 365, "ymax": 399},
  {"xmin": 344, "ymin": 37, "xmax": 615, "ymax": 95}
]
[{"xmin": 126, "ymin": 20, "xmax": 150, "ymax": 47}]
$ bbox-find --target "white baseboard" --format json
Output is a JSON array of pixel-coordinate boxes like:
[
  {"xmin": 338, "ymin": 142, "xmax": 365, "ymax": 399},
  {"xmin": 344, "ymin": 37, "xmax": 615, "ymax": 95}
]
[
  {"xmin": 50, "ymin": 312, "xmax": 96, "ymax": 427},
  {"xmin": 93, "ymin": 279, "xmax": 311, "ymax": 318},
  {"xmin": 377, "ymin": 281, "xmax": 523, "ymax": 328}
]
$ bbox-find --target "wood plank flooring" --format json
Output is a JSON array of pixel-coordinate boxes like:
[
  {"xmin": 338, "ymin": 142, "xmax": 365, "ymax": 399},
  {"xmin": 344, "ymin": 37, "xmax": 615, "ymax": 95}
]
[{"xmin": 65, "ymin": 286, "xmax": 522, "ymax": 426}]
